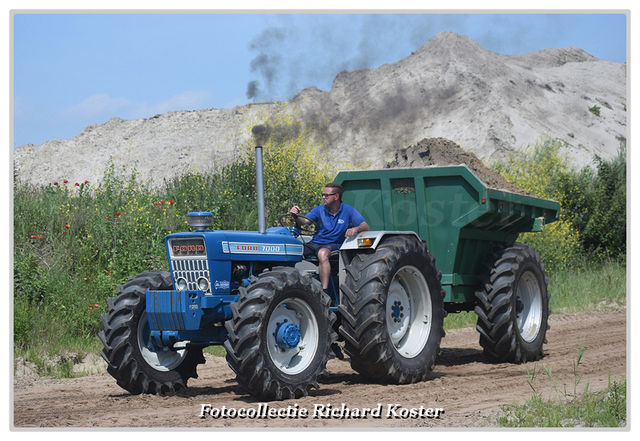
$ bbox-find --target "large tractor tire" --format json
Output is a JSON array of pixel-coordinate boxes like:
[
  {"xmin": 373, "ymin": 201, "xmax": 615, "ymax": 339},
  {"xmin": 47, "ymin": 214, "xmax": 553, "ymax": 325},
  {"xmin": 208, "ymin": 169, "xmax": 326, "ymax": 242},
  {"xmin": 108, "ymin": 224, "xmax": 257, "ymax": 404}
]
[
  {"xmin": 339, "ymin": 236, "xmax": 446, "ymax": 384},
  {"xmin": 474, "ymin": 243, "xmax": 550, "ymax": 363},
  {"xmin": 224, "ymin": 267, "xmax": 336, "ymax": 401},
  {"xmin": 98, "ymin": 271, "xmax": 205, "ymax": 394}
]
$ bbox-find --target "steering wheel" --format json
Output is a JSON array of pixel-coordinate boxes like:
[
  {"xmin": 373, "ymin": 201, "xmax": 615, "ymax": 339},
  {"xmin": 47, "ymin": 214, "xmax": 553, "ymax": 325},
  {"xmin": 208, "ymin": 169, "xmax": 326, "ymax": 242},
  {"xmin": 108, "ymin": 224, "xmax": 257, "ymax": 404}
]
[{"xmin": 278, "ymin": 213, "xmax": 319, "ymax": 236}]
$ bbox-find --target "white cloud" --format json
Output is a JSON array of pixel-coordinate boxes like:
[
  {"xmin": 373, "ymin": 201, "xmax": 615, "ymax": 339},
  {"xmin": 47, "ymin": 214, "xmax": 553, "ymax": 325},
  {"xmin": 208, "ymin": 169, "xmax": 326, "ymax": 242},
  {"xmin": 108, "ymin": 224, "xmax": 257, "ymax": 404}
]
[
  {"xmin": 60, "ymin": 93, "xmax": 130, "ymax": 119},
  {"xmin": 133, "ymin": 90, "xmax": 213, "ymax": 117},
  {"xmin": 222, "ymin": 98, "xmax": 248, "ymax": 109},
  {"xmin": 59, "ymin": 90, "xmax": 213, "ymax": 125}
]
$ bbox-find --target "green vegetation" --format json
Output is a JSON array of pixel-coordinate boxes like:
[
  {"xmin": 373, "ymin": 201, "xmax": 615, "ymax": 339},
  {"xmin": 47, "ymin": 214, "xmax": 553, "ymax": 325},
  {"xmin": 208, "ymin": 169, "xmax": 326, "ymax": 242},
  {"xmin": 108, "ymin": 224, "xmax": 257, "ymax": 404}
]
[
  {"xmin": 498, "ymin": 377, "xmax": 626, "ymax": 427},
  {"xmin": 589, "ymin": 105, "xmax": 601, "ymax": 117},
  {"xmin": 492, "ymin": 136, "xmax": 626, "ymax": 270},
  {"xmin": 496, "ymin": 345, "xmax": 626, "ymax": 427}
]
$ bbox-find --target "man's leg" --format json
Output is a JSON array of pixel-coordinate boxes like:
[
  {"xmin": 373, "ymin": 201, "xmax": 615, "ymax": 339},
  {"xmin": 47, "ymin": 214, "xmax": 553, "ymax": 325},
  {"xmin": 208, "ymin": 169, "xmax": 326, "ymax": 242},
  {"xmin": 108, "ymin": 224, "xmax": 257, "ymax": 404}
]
[
  {"xmin": 316, "ymin": 247, "xmax": 332, "ymax": 290},
  {"xmin": 314, "ymin": 245, "xmax": 344, "ymax": 360}
]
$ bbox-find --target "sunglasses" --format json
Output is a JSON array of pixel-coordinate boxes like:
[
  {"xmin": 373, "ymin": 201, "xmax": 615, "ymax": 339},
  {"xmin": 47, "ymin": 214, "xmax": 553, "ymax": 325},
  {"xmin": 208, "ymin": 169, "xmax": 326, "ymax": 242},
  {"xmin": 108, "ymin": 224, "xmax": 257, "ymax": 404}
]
[{"xmin": 321, "ymin": 193, "xmax": 337, "ymax": 198}]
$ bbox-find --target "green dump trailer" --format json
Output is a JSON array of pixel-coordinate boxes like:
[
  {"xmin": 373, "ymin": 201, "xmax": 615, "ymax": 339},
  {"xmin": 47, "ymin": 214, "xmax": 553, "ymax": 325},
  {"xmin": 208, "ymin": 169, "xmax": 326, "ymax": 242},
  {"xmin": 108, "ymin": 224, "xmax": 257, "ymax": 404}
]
[
  {"xmin": 335, "ymin": 165, "xmax": 560, "ymax": 308},
  {"xmin": 332, "ymin": 165, "xmax": 560, "ymax": 381}
]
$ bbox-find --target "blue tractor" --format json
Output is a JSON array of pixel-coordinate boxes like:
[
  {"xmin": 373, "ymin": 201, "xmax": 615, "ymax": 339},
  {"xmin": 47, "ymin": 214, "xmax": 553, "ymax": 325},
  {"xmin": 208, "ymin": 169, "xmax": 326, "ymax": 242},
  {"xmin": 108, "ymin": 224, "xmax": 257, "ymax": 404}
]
[
  {"xmin": 99, "ymin": 126, "xmax": 343, "ymax": 400},
  {"xmin": 98, "ymin": 211, "xmax": 337, "ymax": 400}
]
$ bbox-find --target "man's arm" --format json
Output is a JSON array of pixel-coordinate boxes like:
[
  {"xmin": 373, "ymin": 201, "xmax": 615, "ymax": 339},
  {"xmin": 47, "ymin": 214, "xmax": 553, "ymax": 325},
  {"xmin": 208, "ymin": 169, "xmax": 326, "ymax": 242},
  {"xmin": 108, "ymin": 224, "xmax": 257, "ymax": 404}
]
[
  {"xmin": 290, "ymin": 205, "xmax": 318, "ymax": 226},
  {"xmin": 345, "ymin": 221, "xmax": 369, "ymax": 238}
]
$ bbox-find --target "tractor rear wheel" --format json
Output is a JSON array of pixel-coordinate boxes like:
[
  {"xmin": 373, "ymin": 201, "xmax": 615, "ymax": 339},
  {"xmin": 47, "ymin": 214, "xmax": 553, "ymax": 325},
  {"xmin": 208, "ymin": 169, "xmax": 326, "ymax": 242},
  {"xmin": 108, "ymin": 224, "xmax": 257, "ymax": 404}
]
[
  {"xmin": 339, "ymin": 236, "xmax": 446, "ymax": 384},
  {"xmin": 474, "ymin": 243, "xmax": 550, "ymax": 363},
  {"xmin": 98, "ymin": 271, "xmax": 205, "ymax": 394},
  {"xmin": 224, "ymin": 267, "xmax": 336, "ymax": 400}
]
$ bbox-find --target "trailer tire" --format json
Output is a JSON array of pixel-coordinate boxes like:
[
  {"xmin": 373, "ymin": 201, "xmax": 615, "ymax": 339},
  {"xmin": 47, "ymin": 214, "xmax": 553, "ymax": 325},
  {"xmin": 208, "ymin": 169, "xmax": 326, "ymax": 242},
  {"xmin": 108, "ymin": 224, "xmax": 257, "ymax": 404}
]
[
  {"xmin": 339, "ymin": 236, "xmax": 446, "ymax": 384},
  {"xmin": 474, "ymin": 243, "xmax": 550, "ymax": 363},
  {"xmin": 98, "ymin": 271, "xmax": 205, "ymax": 394},
  {"xmin": 224, "ymin": 267, "xmax": 336, "ymax": 400}
]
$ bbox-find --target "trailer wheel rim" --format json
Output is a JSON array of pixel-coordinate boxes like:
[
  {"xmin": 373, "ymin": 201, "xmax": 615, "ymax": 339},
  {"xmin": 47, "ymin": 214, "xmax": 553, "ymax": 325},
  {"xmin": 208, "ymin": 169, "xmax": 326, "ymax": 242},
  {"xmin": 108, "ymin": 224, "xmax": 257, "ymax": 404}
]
[
  {"xmin": 267, "ymin": 297, "xmax": 319, "ymax": 375},
  {"xmin": 516, "ymin": 270, "xmax": 543, "ymax": 343},
  {"xmin": 137, "ymin": 313, "xmax": 188, "ymax": 372},
  {"xmin": 386, "ymin": 265, "xmax": 432, "ymax": 358}
]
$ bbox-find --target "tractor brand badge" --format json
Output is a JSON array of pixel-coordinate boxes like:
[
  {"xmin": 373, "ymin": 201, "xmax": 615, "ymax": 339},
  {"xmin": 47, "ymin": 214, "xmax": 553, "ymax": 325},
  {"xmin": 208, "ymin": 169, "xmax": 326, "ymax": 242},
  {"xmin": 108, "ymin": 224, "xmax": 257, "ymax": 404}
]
[
  {"xmin": 214, "ymin": 280, "xmax": 230, "ymax": 290},
  {"xmin": 170, "ymin": 238, "xmax": 206, "ymax": 257},
  {"xmin": 231, "ymin": 243, "xmax": 259, "ymax": 252},
  {"xmin": 173, "ymin": 244, "xmax": 205, "ymax": 253}
]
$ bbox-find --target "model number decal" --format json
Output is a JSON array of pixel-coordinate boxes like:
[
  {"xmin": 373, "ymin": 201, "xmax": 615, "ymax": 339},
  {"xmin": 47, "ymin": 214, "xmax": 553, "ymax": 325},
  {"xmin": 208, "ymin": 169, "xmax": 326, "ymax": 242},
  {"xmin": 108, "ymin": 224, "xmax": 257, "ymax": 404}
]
[{"xmin": 229, "ymin": 243, "xmax": 284, "ymax": 254}]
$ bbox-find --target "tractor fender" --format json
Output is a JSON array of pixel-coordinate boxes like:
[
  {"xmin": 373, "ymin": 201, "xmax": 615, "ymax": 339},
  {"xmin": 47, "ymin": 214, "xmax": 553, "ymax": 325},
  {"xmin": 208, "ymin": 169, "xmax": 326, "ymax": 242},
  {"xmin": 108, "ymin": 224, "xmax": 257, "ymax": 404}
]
[
  {"xmin": 339, "ymin": 231, "xmax": 423, "ymax": 251},
  {"xmin": 338, "ymin": 231, "xmax": 424, "ymax": 289}
]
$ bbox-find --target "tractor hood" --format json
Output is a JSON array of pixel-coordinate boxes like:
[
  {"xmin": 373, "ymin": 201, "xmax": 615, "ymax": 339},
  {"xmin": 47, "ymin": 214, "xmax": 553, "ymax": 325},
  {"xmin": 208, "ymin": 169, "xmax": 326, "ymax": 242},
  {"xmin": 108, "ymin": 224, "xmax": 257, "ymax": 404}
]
[{"xmin": 165, "ymin": 227, "xmax": 305, "ymax": 264}]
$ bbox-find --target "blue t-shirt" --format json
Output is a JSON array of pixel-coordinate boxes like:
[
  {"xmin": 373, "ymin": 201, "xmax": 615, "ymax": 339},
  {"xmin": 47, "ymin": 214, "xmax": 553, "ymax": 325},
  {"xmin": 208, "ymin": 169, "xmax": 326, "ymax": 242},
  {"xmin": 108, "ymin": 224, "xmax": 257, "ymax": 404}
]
[{"xmin": 305, "ymin": 202, "xmax": 366, "ymax": 246}]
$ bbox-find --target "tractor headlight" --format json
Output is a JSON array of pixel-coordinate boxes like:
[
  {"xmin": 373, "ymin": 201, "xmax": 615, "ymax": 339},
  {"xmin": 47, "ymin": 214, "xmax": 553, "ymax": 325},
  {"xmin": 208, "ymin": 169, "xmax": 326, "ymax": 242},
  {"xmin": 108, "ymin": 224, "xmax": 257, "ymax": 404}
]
[
  {"xmin": 176, "ymin": 277, "xmax": 189, "ymax": 291},
  {"xmin": 197, "ymin": 277, "xmax": 210, "ymax": 292},
  {"xmin": 187, "ymin": 212, "xmax": 213, "ymax": 232}
]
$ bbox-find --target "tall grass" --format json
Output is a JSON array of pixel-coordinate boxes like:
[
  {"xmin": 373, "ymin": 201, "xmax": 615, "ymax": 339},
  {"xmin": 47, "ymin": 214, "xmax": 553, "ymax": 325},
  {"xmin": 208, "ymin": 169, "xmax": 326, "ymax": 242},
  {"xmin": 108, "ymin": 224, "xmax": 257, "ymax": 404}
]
[
  {"xmin": 497, "ymin": 344, "xmax": 626, "ymax": 427},
  {"xmin": 498, "ymin": 377, "xmax": 626, "ymax": 427}
]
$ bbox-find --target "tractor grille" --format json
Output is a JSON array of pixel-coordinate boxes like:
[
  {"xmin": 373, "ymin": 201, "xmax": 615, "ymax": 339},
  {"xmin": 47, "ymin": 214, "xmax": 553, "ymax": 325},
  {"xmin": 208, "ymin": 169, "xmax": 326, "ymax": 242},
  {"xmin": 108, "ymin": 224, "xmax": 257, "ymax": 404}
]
[{"xmin": 170, "ymin": 257, "xmax": 211, "ymax": 293}]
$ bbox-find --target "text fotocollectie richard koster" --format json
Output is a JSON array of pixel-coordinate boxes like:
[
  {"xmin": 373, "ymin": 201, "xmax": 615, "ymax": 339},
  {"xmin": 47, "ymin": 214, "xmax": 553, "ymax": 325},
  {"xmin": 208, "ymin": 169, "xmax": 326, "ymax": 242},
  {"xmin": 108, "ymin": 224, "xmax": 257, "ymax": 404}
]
[{"xmin": 199, "ymin": 403, "xmax": 445, "ymax": 420}]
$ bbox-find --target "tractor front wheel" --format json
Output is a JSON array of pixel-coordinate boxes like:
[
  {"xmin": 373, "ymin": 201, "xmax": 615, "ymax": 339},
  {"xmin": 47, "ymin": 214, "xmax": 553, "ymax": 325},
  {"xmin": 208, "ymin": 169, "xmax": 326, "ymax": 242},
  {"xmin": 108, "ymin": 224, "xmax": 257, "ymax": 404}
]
[
  {"xmin": 98, "ymin": 271, "xmax": 205, "ymax": 394},
  {"xmin": 224, "ymin": 267, "xmax": 336, "ymax": 400}
]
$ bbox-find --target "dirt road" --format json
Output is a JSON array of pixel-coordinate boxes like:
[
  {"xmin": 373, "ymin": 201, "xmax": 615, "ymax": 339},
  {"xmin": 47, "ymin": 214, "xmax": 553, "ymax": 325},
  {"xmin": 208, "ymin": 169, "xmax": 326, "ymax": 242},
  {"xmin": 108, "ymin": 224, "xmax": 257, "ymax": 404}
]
[{"xmin": 13, "ymin": 309, "xmax": 626, "ymax": 429}]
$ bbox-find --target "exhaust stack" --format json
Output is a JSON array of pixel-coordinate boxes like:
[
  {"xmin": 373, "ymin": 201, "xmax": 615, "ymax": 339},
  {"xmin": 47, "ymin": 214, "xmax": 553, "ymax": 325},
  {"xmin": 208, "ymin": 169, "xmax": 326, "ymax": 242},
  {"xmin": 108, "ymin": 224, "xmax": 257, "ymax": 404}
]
[{"xmin": 252, "ymin": 125, "xmax": 270, "ymax": 234}]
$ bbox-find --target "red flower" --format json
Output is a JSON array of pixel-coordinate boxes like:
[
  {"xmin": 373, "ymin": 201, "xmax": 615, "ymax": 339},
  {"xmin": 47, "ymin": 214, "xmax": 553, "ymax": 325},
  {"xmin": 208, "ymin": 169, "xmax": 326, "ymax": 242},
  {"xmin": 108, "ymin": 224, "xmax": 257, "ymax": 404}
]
[
  {"xmin": 64, "ymin": 180, "xmax": 68, "ymax": 184},
  {"xmin": 154, "ymin": 202, "xmax": 159, "ymax": 206},
  {"xmin": 94, "ymin": 304, "xmax": 99, "ymax": 308},
  {"xmin": 53, "ymin": 182, "xmax": 58, "ymax": 185},
  {"xmin": 89, "ymin": 306, "xmax": 93, "ymax": 310},
  {"xmin": 64, "ymin": 224, "xmax": 70, "ymax": 229},
  {"xmin": 105, "ymin": 216, "xmax": 109, "ymax": 220},
  {"xmin": 84, "ymin": 180, "xmax": 88, "ymax": 184},
  {"xmin": 36, "ymin": 235, "xmax": 40, "ymax": 239},
  {"xmin": 159, "ymin": 200, "xmax": 164, "ymax": 205},
  {"xmin": 168, "ymin": 200, "xmax": 174, "ymax": 205},
  {"xmin": 116, "ymin": 212, "xmax": 121, "ymax": 217},
  {"xmin": 75, "ymin": 182, "xmax": 79, "ymax": 186}
]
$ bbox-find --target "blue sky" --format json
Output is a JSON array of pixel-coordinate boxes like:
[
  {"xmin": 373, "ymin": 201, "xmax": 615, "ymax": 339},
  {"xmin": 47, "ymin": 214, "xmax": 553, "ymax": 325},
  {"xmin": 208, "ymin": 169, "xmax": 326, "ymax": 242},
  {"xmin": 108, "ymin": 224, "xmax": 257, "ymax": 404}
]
[{"xmin": 11, "ymin": 10, "xmax": 628, "ymax": 148}]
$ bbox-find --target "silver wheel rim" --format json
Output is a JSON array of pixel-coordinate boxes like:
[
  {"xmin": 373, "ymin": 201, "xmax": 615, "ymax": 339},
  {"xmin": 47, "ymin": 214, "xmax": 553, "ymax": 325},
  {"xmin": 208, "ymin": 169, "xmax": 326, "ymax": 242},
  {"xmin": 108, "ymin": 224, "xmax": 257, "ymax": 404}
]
[
  {"xmin": 267, "ymin": 297, "xmax": 319, "ymax": 375},
  {"xmin": 386, "ymin": 265, "xmax": 432, "ymax": 358},
  {"xmin": 516, "ymin": 270, "xmax": 543, "ymax": 343},
  {"xmin": 138, "ymin": 313, "xmax": 188, "ymax": 371}
]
